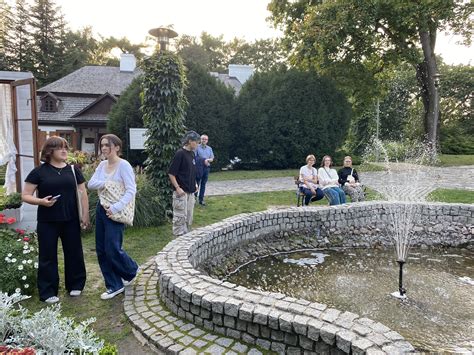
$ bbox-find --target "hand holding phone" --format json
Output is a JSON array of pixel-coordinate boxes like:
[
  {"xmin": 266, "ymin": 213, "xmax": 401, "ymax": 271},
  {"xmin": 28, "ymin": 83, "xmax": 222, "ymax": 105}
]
[{"xmin": 51, "ymin": 194, "xmax": 61, "ymax": 200}]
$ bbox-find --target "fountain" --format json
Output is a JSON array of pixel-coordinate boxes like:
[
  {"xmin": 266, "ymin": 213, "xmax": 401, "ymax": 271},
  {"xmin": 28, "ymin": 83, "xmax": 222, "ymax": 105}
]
[
  {"xmin": 152, "ymin": 141, "xmax": 472, "ymax": 353},
  {"xmin": 363, "ymin": 139, "xmax": 438, "ymax": 299}
]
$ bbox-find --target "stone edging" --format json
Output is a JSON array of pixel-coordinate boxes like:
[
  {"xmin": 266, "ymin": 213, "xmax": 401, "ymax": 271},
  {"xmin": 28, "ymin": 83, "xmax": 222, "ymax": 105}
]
[
  {"xmin": 156, "ymin": 202, "xmax": 474, "ymax": 353},
  {"xmin": 124, "ymin": 258, "xmax": 270, "ymax": 354}
]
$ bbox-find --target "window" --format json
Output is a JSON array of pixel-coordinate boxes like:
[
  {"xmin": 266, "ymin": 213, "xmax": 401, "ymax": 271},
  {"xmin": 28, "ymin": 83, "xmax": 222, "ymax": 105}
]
[{"xmin": 40, "ymin": 97, "xmax": 58, "ymax": 112}]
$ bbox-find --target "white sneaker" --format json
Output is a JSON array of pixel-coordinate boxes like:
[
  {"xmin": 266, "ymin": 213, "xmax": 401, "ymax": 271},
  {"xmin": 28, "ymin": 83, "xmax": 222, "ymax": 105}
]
[
  {"xmin": 122, "ymin": 267, "xmax": 141, "ymax": 287},
  {"xmin": 100, "ymin": 287, "xmax": 124, "ymax": 300},
  {"xmin": 69, "ymin": 290, "xmax": 82, "ymax": 297},
  {"xmin": 44, "ymin": 296, "xmax": 59, "ymax": 304}
]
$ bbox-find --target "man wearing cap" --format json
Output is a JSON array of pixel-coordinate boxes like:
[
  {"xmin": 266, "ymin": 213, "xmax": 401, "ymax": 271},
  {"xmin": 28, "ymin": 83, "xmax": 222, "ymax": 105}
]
[
  {"xmin": 168, "ymin": 131, "xmax": 200, "ymax": 237},
  {"xmin": 195, "ymin": 134, "xmax": 214, "ymax": 206}
]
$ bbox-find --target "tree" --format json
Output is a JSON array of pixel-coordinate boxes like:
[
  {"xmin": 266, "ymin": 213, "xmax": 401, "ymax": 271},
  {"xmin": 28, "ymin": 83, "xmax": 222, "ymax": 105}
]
[
  {"xmin": 29, "ymin": 0, "xmax": 64, "ymax": 85},
  {"xmin": 269, "ymin": 0, "xmax": 473, "ymax": 149},
  {"xmin": 176, "ymin": 32, "xmax": 288, "ymax": 72},
  {"xmin": 184, "ymin": 62, "xmax": 236, "ymax": 168},
  {"xmin": 235, "ymin": 68, "xmax": 351, "ymax": 169},
  {"xmin": 141, "ymin": 51, "xmax": 187, "ymax": 217},
  {"xmin": 107, "ymin": 77, "xmax": 146, "ymax": 165},
  {"xmin": 0, "ymin": 0, "xmax": 14, "ymax": 70}
]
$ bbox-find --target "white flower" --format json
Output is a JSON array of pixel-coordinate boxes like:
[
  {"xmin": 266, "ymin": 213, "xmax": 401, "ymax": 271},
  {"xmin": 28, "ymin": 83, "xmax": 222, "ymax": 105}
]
[
  {"xmin": 24, "ymin": 284, "xmax": 29, "ymax": 288},
  {"xmin": 22, "ymin": 260, "xmax": 27, "ymax": 264},
  {"xmin": 4, "ymin": 257, "xmax": 10, "ymax": 262},
  {"xmin": 23, "ymin": 250, "xmax": 28, "ymax": 254},
  {"xmin": 27, "ymin": 260, "xmax": 32, "ymax": 264},
  {"xmin": 23, "ymin": 245, "xmax": 28, "ymax": 250},
  {"xmin": 15, "ymin": 288, "xmax": 21, "ymax": 293},
  {"xmin": 18, "ymin": 265, "xmax": 23, "ymax": 270},
  {"xmin": 21, "ymin": 275, "xmax": 27, "ymax": 280},
  {"xmin": 7, "ymin": 253, "xmax": 12, "ymax": 257},
  {"xmin": 34, "ymin": 262, "xmax": 38, "ymax": 268},
  {"xmin": 11, "ymin": 258, "xmax": 17, "ymax": 263}
]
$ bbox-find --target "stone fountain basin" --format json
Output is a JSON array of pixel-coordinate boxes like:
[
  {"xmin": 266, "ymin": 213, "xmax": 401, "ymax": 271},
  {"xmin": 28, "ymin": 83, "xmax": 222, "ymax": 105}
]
[{"xmin": 155, "ymin": 202, "xmax": 473, "ymax": 354}]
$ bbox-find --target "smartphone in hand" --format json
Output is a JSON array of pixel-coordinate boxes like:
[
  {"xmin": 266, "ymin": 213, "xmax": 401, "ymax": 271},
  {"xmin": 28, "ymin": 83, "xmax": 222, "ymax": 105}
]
[{"xmin": 51, "ymin": 194, "xmax": 61, "ymax": 200}]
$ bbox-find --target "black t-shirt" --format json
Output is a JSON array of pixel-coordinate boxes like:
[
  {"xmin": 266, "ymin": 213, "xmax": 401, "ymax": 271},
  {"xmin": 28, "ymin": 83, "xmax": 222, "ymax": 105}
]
[
  {"xmin": 25, "ymin": 163, "xmax": 85, "ymax": 222},
  {"xmin": 168, "ymin": 148, "xmax": 197, "ymax": 193},
  {"xmin": 338, "ymin": 166, "xmax": 360, "ymax": 186}
]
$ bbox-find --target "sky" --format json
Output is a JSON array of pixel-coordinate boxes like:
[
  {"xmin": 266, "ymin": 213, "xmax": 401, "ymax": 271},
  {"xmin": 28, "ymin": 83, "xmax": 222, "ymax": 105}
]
[{"xmin": 20, "ymin": 0, "xmax": 474, "ymax": 65}]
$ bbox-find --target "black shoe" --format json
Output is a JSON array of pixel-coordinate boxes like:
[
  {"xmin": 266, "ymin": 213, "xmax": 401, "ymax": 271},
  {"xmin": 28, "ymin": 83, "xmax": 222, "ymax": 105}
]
[{"xmin": 199, "ymin": 201, "xmax": 206, "ymax": 206}]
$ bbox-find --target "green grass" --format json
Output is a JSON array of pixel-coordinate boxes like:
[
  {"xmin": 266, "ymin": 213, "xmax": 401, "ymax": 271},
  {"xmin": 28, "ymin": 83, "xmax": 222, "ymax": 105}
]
[
  {"xmin": 437, "ymin": 154, "xmax": 474, "ymax": 166},
  {"xmin": 427, "ymin": 188, "xmax": 474, "ymax": 204},
  {"xmin": 209, "ymin": 164, "xmax": 385, "ymax": 182}
]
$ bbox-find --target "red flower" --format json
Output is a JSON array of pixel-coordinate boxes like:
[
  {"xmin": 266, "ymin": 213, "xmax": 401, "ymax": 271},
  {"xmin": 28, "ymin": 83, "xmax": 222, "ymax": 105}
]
[
  {"xmin": 16, "ymin": 228, "xmax": 25, "ymax": 235},
  {"xmin": 23, "ymin": 237, "xmax": 30, "ymax": 242},
  {"xmin": 6, "ymin": 217, "xmax": 16, "ymax": 224}
]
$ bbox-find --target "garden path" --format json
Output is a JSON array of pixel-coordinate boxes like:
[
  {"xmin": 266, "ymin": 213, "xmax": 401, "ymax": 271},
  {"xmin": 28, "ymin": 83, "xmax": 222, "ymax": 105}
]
[{"xmin": 206, "ymin": 165, "xmax": 474, "ymax": 201}]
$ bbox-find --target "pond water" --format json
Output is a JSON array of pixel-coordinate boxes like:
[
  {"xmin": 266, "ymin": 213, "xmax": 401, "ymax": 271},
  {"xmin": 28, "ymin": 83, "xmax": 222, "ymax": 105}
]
[{"xmin": 227, "ymin": 248, "xmax": 474, "ymax": 353}]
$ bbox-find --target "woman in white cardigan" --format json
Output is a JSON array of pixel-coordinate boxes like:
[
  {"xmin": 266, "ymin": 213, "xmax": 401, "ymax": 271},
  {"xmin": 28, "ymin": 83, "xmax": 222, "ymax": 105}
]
[
  {"xmin": 318, "ymin": 155, "xmax": 346, "ymax": 205},
  {"xmin": 88, "ymin": 134, "xmax": 139, "ymax": 300}
]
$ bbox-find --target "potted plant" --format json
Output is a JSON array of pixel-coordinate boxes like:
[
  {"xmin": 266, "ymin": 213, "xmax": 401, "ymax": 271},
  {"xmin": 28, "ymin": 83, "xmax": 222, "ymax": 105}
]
[{"xmin": 0, "ymin": 192, "xmax": 23, "ymax": 220}]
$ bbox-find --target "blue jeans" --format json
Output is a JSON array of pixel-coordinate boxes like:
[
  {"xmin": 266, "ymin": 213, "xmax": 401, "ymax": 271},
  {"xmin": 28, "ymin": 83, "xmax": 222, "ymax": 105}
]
[
  {"xmin": 323, "ymin": 187, "xmax": 346, "ymax": 205},
  {"xmin": 95, "ymin": 204, "xmax": 138, "ymax": 292},
  {"xmin": 196, "ymin": 167, "xmax": 210, "ymax": 203},
  {"xmin": 301, "ymin": 187, "xmax": 325, "ymax": 205}
]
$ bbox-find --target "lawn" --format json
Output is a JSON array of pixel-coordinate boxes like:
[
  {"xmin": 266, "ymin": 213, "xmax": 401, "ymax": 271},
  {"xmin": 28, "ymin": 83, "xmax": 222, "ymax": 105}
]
[
  {"xmin": 12, "ymin": 185, "xmax": 461, "ymax": 351},
  {"xmin": 427, "ymin": 188, "xmax": 474, "ymax": 204},
  {"xmin": 437, "ymin": 154, "xmax": 474, "ymax": 166}
]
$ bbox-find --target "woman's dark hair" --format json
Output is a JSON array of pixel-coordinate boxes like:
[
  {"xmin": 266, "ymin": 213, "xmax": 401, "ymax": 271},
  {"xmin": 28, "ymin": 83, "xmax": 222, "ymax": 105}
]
[
  {"xmin": 40, "ymin": 136, "xmax": 69, "ymax": 163},
  {"xmin": 100, "ymin": 134, "xmax": 122, "ymax": 156},
  {"xmin": 320, "ymin": 155, "xmax": 333, "ymax": 167}
]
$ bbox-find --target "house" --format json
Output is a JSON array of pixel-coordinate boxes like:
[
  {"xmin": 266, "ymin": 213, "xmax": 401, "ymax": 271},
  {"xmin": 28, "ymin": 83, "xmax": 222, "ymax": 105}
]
[
  {"xmin": 36, "ymin": 56, "xmax": 253, "ymax": 153},
  {"xmin": 210, "ymin": 64, "xmax": 254, "ymax": 95},
  {"xmin": 36, "ymin": 54, "xmax": 140, "ymax": 153}
]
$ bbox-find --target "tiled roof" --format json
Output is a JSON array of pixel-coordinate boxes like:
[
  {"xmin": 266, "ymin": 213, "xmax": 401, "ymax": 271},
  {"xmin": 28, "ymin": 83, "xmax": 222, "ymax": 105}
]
[
  {"xmin": 68, "ymin": 113, "xmax": 108, "ymax": 122},
  {"xmin": 37, "ymin": 95, "xmax": 96, "ymax": 123},
  {"xmin": 210, "ymin": 73, "xmax": 243, "ymax": 95},
  {"xmin": 38, "ymin": 66, "xmax": 142, "ymax": 95}
]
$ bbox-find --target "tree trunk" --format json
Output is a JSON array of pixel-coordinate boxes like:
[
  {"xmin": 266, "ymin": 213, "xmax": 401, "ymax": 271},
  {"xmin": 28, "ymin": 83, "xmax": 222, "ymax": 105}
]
[{"xmin": 416, "ymin": 30, "xmax": 439, "ymax": 150}]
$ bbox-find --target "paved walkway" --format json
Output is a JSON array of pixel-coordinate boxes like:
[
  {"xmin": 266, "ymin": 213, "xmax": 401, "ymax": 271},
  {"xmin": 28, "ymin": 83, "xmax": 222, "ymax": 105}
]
[{"xmin": 206, "ymin": 165, "xmax": 474, "ymax": 201}]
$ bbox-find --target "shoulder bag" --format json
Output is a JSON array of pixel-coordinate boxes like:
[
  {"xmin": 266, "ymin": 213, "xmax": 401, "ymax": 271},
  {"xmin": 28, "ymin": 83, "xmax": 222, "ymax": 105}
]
[
  {"xmin": 71, "ymin": 165, "xmax": 83, "ymax": 220},
  {"xmin": 98, "ymin": 167, "xmax": 135, "ymax": 226}
]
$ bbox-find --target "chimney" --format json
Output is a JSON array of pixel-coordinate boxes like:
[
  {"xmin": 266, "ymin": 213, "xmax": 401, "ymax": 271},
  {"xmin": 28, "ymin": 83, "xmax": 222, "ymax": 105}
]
[
  {"xmin": 120, "ymin": 53, "xmax": 136, "ymax": 72},
  {"xmin": 228, "ymin": 64, "xmax": 254, "ymax": 85}
]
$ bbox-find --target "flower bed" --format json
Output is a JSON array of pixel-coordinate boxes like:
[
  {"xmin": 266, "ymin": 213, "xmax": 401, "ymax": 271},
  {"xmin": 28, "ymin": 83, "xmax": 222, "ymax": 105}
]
[{"xmin": 0, "ymin": 215, "xmax": 38, "ymax": 296}]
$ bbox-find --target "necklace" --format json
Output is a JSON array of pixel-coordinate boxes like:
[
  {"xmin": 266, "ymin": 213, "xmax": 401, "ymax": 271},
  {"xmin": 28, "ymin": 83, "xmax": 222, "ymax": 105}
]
[{"xmin": 49, "ymin": 164, "xmax": 65, "ymax": 175}]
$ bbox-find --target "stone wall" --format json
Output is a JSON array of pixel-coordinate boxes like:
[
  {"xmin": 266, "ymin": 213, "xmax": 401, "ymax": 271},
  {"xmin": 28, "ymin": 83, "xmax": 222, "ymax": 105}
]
[{"xmin": 155, "ymin": 202, "xmax": 473, "ymax": 353}]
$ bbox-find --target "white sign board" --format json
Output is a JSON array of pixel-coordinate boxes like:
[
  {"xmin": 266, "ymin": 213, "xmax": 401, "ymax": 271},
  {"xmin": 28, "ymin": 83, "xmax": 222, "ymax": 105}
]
[{"xmin": 129, "ymin": 128, "xmax": 147, "ymax": 150}]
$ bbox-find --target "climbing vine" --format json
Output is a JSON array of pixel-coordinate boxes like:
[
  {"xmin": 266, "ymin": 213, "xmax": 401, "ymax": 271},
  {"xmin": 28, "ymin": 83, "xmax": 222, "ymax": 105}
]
[{"xmin": 141, "ymin": 51, "xmax": 187, "ymax": 217}]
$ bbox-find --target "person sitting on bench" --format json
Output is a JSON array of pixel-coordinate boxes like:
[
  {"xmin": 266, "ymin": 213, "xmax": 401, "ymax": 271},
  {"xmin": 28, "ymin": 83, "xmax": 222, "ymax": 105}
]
[
  {"xmin": 318, "ymin": 155, "xmax": 346, "ymax": 205},
  {"xmin": 299, "ymin": 154, "xmax": 325, "ymax": 206},
  {"xmin": 338, "ymin": 156, "xmax": 365, "ymax": 202}
]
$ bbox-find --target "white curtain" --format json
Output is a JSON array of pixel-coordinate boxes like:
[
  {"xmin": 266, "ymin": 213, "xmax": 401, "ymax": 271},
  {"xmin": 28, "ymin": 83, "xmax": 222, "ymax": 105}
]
[{"xmin": 0, "ymin": 83, "xmax": 17, "ymax": 194}]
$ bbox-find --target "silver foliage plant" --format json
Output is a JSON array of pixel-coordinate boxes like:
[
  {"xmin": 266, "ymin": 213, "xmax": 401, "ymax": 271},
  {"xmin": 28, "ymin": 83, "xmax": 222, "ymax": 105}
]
[{"xmin": 1, "ymin": 292, "xmax": 104, "ymax": 353}]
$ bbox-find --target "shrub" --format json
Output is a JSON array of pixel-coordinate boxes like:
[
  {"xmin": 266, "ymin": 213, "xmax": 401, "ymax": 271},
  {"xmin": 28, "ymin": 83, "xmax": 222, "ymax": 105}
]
[
  {"xmin": 0, "ymin": 292, "xmax": 105, "ymax": 353},
  {"xmin": 0, "ymin": 216, "xmax": 38, "ymax": 296},
  {"xmin": 235, "ymin": 68, "xmax": 351, "ymax": 169},
  {"xmin": 0, "ymin": 193, "xmax": 22, "ymax": 211}
]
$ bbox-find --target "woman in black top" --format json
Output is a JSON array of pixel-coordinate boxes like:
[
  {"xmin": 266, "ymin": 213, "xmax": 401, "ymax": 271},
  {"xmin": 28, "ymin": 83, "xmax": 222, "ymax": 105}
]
[
  {"xmin": 22, "ymin": 137, "xmax": 89, "ymax": 303},
  {"xmin": 337, "ymin": 156, "xmax": 365, "ymax": 202}
]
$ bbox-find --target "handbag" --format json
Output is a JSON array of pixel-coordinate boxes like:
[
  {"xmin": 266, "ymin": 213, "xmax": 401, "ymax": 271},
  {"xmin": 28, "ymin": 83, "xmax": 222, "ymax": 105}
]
[
  {"xmin": 71, "ymin": 165, "xmax": 83, "ymax": 220},
  {"xmin": 99, "ymin": 179, "xmax": 135, "ymax": 226}
]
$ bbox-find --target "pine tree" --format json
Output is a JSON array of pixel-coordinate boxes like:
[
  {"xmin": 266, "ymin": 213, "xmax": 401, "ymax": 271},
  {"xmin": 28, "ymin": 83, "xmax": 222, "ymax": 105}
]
[
  {"xmin": 29, "ymin": 0, "xmax": 62, "ymax": 85},
  {"xmin": 9, "ymin": 0, "xmax": 33, "ymax": 72},
  {"xmin": 0, "ymin": 0, "xmax": 14, "ymax": 70}
]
